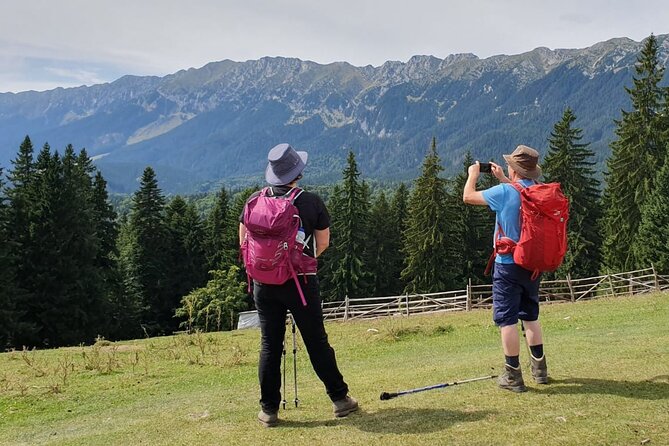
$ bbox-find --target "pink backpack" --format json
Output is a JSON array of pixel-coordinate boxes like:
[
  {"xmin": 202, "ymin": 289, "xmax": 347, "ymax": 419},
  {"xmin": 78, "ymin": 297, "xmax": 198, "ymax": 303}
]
[{"xmin": 241, "ymin": 187, "xmax": 316, "ymax": 306}]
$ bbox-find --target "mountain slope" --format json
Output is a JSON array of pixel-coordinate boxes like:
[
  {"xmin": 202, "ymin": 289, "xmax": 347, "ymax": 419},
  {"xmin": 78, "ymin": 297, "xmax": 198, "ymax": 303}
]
[{"xmin": 1, "ymin": 35, "xmax": 666, "ymax": 193}]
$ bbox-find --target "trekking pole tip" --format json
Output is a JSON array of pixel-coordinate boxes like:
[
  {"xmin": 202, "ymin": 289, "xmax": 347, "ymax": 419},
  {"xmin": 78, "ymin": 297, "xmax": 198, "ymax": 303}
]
[{"xmin": 380, "ymin": 392, "xmax": 395, "ymax": 401}]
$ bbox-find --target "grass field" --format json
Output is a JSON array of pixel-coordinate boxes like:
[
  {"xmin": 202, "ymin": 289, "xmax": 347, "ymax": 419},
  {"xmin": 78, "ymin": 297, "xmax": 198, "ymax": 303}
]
[{"xmin": 1, "ymin": 293, "xmax": 668, "ymax": 446}]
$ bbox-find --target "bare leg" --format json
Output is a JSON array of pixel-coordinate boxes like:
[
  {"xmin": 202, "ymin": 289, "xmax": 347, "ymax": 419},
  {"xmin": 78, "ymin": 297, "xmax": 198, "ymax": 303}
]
[
  {"xmin": 500, "ymin": 324, "xmax": 520, "ymax": 356},
  {"xmin": 523, "ymin": 320, "xmax": 543, "ymax": 349}
]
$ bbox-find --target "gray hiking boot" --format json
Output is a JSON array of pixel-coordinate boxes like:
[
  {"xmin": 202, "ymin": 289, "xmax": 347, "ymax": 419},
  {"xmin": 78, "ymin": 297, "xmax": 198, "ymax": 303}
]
[
  {"xmin": 498, "ymin": 364, "xmax": 527, "ymax": 392},
  {"xmin": 530, "ymin": 354, "xmax": 548, "ymax": 384},
  {"xmin": 333, "ymin": 395, "xmax": 359, "ymax": 418},
  {"xmin": 257, "ymin": 409, "xmax": 279, "ymax": 428}
]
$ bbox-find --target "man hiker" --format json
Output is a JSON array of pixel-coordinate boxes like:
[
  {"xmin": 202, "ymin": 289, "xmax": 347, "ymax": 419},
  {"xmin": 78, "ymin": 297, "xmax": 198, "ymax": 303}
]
[
  {"xmin": 462, "ymin": 145, "xmax": 549, "ymax": 392},
  {"xmin": 239, "ymin": 143, "xmax": 358, "ymax": 427}
]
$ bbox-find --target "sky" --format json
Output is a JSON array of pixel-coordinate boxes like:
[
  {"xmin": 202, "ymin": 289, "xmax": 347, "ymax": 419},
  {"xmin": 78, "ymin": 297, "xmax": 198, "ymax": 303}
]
[{"xmin": 1, "ymin": 0, "xmax": 668, "ymax": 93}]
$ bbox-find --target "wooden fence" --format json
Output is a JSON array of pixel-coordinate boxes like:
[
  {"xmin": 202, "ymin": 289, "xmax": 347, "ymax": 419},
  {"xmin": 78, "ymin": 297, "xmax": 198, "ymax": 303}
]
[{"xmin": 322, "ymin": 266, "xmax": 669, "ymax": 321}]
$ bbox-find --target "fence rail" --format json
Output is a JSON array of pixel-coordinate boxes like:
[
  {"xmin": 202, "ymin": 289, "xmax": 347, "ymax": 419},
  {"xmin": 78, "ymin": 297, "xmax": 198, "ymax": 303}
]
[{"xmin": 322, "ymin": 266, "xmax": 669, "ymax": 322}]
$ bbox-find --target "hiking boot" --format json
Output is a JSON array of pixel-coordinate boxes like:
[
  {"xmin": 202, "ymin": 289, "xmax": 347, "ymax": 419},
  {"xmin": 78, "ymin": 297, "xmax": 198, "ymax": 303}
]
[
  {"xmin": 333, "ymin": 395, "xmax": 359, "ymax": 418},
  {"xmin": 498, "ymin": 364, "xmax": 527, "ymax": 392},
  {"xmin": 530, "ymin": 354, "xmax": 548, "ymax": 384},
  {"xmin": 257, "ymin": 409, "xmax": 279, "ymax": 428}
]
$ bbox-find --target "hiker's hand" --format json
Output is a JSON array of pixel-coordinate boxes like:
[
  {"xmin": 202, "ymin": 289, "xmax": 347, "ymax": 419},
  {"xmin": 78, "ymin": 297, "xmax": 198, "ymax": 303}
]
[
  {"xmin": 491, "ymin": 162, "xmax": 509, "ymax": 183},
  {"xmin": 468, "ymin": 162, "xmax": 480, "ymax": 178}
]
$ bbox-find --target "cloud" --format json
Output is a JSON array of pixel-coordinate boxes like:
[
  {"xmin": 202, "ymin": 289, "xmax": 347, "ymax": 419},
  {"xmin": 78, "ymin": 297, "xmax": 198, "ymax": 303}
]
[
  {"xmin": 44, "ymin": 67, "xmax": 106, "ymax": 86},
  {"xmin": 559, "ymin": 13, "xmax": 594, "ymax": 25},
  {"xmin": 1, "ymin": 0, "xmax": 668, "ymax": 92}
]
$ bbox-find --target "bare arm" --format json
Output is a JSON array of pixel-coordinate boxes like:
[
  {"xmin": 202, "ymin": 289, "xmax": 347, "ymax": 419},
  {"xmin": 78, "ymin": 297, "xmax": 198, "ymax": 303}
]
[
  {"xmin": 491, "ymin": 162, "xmax": 510, "ymax": 184},
  {"xmin": 314, "ymin": 228, "xmax": 330, "ymax": 257},
  {"xmin": 462, "ymin": 162, "xmax": 488, "ymax": 206},
  {"xmin": 239, "ymin": 223, "xmax": 246, "ymax": 246}
]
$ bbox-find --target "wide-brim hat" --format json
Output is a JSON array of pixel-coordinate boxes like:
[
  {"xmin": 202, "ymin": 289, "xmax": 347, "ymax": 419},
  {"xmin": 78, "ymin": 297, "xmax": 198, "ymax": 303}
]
[
  {"xmin": 502, "ymin": 144, "xmax": 542, "ymax": 180},
  {"xmin": 265, "ymin": 143, "xmax": 308, "ymax": 186}
]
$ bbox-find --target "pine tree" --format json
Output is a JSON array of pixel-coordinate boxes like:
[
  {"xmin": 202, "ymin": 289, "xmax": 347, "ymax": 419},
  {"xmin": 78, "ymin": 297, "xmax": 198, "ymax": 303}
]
[
  {"xmin": 23, "ymin": 145, "xmax": 106, "ymax": 346},
  {"xmin": 205, "ymin": 187, "xmax": 237, "ymax": 271},
  {"xmin": 388, "ymin": 183, "xmax": 409, "ymax": 294},
  {"xmin": 228, "ymin": 186, "xmax": 257, "ymax": 283},
  {"xmin": 0, "ymin": 167, "xmax": 18, "ymax": 349},
  {"xmin": 402, "ymin": 138, "xmax": 455, "ymax": 293},
  {"xmin": 450, "ymin": 152, "xmax": 496, "ymax": 285},
  {"xmin": 6, "ymin": 136, "xmax": 38, "ymax": 345},
  {"xmin": 166, "ymin": 196, "xmax": 208, "ymax": 309},
  {"xmin": 128, "ymin": 167, "xmax": 172, "ymax": 335},
  {"xmin": 543, "ymin": 108, "xmax": 602, "ymax": 278},
  {"xmin": 322, "ymin": 150, "xmax": 371, "ymax": 300},
  {"xmin": 602, "ymin": 34, "xmax": 667, "ymax": 271},
  {"xmin": 91, "ymin": 171, "xmax": 125, "ymax": 338},
  {"xmin": 367, "ymin": 191, "xmax": 397, "ymax": 296},
  {"xmin": 635, "ymin": 159, "xmax": 669, "ymax": 272},
  {"xmin": 113, "ymin": 213, "xmax": 144, "ymax": 339}
]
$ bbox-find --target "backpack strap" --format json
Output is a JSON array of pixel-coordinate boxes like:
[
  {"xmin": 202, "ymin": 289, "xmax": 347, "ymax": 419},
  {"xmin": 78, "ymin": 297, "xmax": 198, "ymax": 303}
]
[
  {"xmin": 267, "ymin": 186, "xmax": 303, "ymax": 202},
  {"xmin": 510, "ymin": 182, "xmax": 525, "ymax": 193},
  {"xmin": 287, "ymin": 256, "xmax": 308, "ymax": 306},
  {"xmin": 289, "ymin": 188, "xmax": 303, "ymax": 204},
  {"xmin": 484, "ymin": 222, "xmax": 506, "ymax": 276}
]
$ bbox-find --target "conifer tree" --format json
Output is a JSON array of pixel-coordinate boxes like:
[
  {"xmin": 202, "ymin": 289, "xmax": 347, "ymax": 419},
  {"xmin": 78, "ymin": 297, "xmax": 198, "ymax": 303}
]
[
  {"xmin": 92, "ymin": 171, "xmax": 119, "ymax": 272},
  {"xmin": 227, "ymin": 186, "xmax": 257, "ymax": 282},
  {"xmin": 23, "ymin": 145, "xmax": 106, "ymax": 346},
  {"xmin": 602, "ymin": 34, "xmax": 667, "ymax": 271},
  {"xmin": 128, "ymin": 167, "xmax": 172, "ymax": 335},
  {"xmin": 323, "ymin": 150, "xmax": 371, "ymax": 300},
  {"xmin": 635, "ymin": 159, "xmax": 669, "ymax": 272},
  {"xmin": 0, "ymin": 167, "xmax": 18, "ymax": 348},
  {"xmin": 543, "ymin": 108, "xmax": 602, "ymax": 278},
  {"xmin": 450, "ymin": 152, "xmax": 496, "ymax": 285},
  {"xmin": 166, "ymin": 196, "xmax": 208, "ymax": 307},
  {"xmin": 205, "ymin": 187, "xmax": 237, "ymax": 271},
  {"xmin": 91, "ymin": 171, "xmax": 126, "ymax": 337},
  {"xmin": 6, "ymin": 136, "xmax": 37, "ymax": 345},
  {"xmin": 402, "ymin": 138, "xmax": 455, "ymax": 293},
  {"xmin": 388, "ymin": 183, "xmax": 409, "ymax": 294},
  {"xmin": 113, "ymin": 213, "xmax": 144, "ymax": 339},
  {"xmin": 367, "ymin": 191, "xmax": 397, "ymax": 296}
]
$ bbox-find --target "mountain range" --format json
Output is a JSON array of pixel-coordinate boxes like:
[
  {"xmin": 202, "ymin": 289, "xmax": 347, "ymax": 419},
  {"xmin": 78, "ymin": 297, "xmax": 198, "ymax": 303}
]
[{"xmin": 1, "ymin": 34, "xmax": 668, "ymax": 193}]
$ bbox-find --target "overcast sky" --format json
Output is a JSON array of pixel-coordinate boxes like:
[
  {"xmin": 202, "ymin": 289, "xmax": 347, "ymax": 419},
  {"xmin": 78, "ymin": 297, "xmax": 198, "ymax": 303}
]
[{"xmin": 1, "ymin": 0, "xmax": 668, "ymax": 93}]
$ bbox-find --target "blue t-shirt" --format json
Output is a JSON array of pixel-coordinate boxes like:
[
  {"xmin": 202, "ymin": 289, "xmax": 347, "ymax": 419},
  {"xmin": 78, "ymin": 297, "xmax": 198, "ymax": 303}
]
[{"xmin": 481, "ymin": 179, "xmax": 535, "ymax": 264}]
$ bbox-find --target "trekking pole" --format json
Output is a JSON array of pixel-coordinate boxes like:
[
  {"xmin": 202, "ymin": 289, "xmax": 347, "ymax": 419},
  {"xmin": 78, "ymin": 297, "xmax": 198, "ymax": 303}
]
[
  {"xmin": 291, "ymin": 314, "xmax": 299, "ymax": 407},
  {"xmin": 281, "ymin": 330, "xmax": 287, "ymax": 410},
  {"xmin": 380, "ymin": 375, "xmax": 497, "ymax": 400}
]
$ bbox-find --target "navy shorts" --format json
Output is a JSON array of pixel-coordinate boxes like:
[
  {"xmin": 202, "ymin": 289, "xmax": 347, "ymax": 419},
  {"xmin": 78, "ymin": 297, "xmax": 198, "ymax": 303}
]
[{"xmin": 492, "ymin": 263, "xmax": 541, "ymax": 327}]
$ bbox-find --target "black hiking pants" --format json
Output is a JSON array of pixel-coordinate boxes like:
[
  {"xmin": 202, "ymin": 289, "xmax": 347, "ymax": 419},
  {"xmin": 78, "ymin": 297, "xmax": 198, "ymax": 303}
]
[{"xmin": 253, "ymin": 276, "xmax": 349, "ymax": 412}]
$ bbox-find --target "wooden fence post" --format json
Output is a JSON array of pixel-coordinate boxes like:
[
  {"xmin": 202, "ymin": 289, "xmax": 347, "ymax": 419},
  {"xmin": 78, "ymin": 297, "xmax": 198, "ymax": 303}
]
[
  {"xmin": 405, "ymin": 294, "xmax": 410, "ymax": 316},
  {"xmin": 607, "ymin": 273, "xmax": 616, "ymax": 297},
  {"xmin": 344, "ymin": 295, "xmax": 349, "ymax": 322},
  {"xmin": 651, "ymin": 264, "xmax": 661, "ymax": 292},
  {"xmin": 466, "ymin": 279, "xmax": 472, "ymax": 311},
  {"xmin": 566, "ymin": 273, "xmax": 575, "ymax": 302}
]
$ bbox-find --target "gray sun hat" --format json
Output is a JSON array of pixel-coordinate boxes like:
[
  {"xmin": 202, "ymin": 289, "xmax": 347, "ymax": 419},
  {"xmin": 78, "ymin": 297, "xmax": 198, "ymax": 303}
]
[
  {"xmin": 502, "ymin": 144, "xmax": 542, "ymax": 180},
  {"xmin": 265, "ymin": 143, "xmax": 308, "ymax": 186}
]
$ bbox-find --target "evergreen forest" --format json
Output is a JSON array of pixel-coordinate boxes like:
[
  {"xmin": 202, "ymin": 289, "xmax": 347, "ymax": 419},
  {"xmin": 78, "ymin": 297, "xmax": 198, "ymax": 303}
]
[{"xmin": 1, "ymin": 35, "xmax": 668, "ymax": 350}]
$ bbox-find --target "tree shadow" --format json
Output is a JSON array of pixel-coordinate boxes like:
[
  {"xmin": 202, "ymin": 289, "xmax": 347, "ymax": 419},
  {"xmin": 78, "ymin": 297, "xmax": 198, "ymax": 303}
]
[
  {"xmin": 529, "ymin": 375, "xmax": 669, "ymax": 400},
  {"xmin": 281, "ymin": 407, "xmax": 494, "ymax": 434}
]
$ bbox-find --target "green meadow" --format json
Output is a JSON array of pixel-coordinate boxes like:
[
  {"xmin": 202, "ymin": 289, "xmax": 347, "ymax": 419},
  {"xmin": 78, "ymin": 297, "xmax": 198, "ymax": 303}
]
[{"xmin": 1, "ymin": 293, "xmax": 668, "ymax": 446}]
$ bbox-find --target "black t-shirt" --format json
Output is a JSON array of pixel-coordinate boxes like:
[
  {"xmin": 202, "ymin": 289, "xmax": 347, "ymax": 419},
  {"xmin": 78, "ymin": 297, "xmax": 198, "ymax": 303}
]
[{"xmin": 240, "ymin": 186, "xmax": 330, "ymax": 258}]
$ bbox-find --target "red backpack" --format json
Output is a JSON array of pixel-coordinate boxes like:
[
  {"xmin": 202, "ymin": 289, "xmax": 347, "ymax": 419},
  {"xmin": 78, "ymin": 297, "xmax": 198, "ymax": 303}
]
[
  {"xmin": 241, "ymin": 187, "xmax": 317, "ymax": 306},
  {"xmin": 486, "ymin": 182, "xmax": 569, "ymax": 279}
]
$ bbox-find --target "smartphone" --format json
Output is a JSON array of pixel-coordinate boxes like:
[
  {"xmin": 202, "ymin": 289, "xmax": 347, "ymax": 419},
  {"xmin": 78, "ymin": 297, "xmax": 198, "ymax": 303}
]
[{"xmin": 479, "ymin": 162, "xmax": 492, "ymax": 173}]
